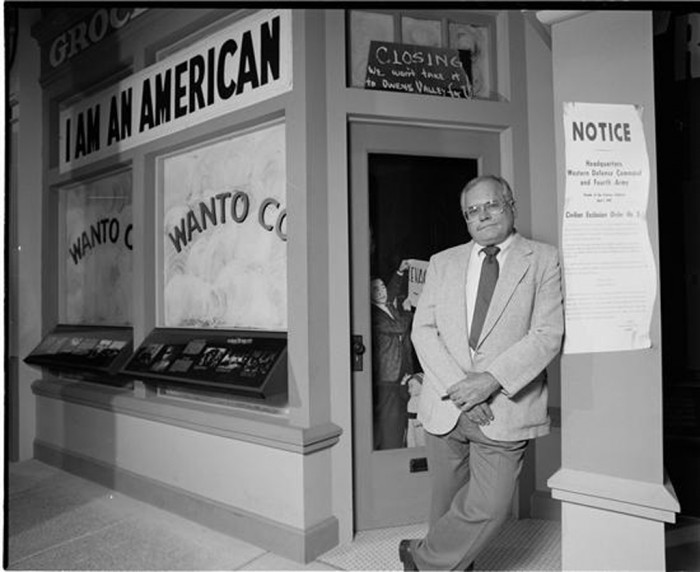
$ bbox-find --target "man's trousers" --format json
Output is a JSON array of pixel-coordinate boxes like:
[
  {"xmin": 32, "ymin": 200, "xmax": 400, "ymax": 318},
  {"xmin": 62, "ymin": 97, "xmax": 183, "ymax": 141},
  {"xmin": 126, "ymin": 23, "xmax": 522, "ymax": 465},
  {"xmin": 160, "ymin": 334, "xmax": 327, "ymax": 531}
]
[{"xmin": 412, "ymin": 413, "xmax": 528, "ymax": 570}]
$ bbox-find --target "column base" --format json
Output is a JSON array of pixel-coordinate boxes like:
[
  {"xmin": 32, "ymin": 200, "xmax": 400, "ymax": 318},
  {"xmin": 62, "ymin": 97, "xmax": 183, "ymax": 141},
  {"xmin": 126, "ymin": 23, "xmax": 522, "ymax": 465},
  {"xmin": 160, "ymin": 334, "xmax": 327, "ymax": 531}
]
[{"xmin": 549, "ymin": 468, "xmax": 680, "ymax": 570}]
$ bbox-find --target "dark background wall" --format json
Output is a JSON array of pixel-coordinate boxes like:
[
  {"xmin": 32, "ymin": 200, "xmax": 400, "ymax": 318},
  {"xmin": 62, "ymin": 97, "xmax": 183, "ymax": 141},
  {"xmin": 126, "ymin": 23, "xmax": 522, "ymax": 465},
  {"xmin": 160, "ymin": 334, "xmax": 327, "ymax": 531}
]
[{"xmin": 654, "ymin": 10, "xmax": 700, "ymax": 518}]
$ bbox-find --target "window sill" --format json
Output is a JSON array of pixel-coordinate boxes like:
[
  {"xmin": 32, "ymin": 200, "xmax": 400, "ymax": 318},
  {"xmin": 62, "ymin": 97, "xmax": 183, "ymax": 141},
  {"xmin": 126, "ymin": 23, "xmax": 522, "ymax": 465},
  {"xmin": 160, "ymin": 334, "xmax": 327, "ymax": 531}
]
[{"xmin": 32, "ymin": 376, "xmax": 341, "ymax": 455}]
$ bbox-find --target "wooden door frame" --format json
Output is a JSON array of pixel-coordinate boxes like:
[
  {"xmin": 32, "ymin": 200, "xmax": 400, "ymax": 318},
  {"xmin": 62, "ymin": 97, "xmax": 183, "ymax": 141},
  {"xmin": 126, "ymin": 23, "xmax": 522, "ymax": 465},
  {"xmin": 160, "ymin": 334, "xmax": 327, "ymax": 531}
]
[{"xmin": 349, "ymin": 119, "xmax": 505, "ymax": 530}]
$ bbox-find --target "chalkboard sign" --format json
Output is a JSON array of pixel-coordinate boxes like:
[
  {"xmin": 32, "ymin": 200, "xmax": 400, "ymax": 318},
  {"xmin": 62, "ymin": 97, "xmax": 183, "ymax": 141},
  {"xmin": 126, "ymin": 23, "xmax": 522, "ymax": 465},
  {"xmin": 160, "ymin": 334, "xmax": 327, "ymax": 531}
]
[
  {"xmin": 364, "ymin": 41, "xmax": 472, "ymax": 99},
  {"xmin": 122, "ymin": 328, "xmax": 287, "ymax": 400}
]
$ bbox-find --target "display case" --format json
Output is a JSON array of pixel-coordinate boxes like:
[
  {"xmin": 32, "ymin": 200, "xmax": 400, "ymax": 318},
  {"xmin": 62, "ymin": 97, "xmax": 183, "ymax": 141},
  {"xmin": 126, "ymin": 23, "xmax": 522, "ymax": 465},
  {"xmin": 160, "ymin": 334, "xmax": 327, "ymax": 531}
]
[
  {"xmin": 25, "ymin": 325, "xmax": 133, "ymax": 385},
  {"xmin": 141, "ymin": 118, "xmax": 289, "ymax": 404},
  {"xmin": 122, "ymin": 328, "xmax": 287, "ymax": 401}
]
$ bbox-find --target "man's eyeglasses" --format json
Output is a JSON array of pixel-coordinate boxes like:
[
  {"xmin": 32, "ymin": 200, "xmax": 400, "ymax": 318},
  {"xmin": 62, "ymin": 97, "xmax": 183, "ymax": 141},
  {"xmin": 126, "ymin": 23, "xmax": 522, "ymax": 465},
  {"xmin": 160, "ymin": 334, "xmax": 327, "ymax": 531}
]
[{"xmin": 463, "ymin": 199, "xmax": 513, "ymax": 222}]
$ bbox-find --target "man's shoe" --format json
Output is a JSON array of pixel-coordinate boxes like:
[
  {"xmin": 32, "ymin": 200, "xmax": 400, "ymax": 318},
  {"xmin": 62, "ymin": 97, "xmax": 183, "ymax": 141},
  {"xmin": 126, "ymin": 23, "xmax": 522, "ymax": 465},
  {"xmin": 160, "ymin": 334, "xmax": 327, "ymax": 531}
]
[{"xmin": 399, "ymin": 539, "xmax": 419, "ymax": 571}]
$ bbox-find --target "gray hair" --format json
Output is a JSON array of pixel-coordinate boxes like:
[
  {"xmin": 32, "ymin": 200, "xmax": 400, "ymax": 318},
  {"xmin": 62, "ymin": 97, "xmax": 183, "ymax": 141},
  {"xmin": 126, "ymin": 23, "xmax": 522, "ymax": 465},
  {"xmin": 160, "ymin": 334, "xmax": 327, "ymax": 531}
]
[{"xmin": 460, "ymin": 175, "xmax": 514, "ymax": 205}]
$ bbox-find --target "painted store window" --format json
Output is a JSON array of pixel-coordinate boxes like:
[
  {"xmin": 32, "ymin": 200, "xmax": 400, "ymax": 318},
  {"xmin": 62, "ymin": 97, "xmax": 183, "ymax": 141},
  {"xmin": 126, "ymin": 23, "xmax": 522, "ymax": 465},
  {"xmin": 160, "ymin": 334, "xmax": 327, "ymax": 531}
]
[
  {"xmin": 59, "ymin": 168, "xmax": 133, "ymax": 326},
  {"xmin": 158, "ymin": 119, "xmax": 287, "ymax": 331},
  {"xmin": 347, "ymin": 10, "xmax": 496, "ymax": 100}
]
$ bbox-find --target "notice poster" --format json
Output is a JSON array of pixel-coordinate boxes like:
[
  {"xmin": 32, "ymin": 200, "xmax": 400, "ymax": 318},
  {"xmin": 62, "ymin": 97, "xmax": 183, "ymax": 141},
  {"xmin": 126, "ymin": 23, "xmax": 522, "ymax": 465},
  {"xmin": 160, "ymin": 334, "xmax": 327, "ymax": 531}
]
[{"xmin": 562, "ymin": 102, "xmax": 657, "ymax": 354}]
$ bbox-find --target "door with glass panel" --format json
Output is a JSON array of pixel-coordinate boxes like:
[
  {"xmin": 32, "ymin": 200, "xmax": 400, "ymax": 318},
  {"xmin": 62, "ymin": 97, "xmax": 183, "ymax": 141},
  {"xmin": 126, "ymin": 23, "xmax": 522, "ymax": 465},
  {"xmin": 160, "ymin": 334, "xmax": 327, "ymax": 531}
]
[{"xmin": 350, "ymin": 121, "xmax": 500, "ymax": 529}]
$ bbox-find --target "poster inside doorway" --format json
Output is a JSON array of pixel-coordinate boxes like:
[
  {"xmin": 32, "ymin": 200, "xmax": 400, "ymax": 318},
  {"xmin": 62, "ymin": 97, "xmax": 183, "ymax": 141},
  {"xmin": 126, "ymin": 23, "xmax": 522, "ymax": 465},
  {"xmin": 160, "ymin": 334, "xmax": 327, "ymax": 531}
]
[{"xmin": 561, "ymin": 102, "xmax": 656, "ymax": 354}]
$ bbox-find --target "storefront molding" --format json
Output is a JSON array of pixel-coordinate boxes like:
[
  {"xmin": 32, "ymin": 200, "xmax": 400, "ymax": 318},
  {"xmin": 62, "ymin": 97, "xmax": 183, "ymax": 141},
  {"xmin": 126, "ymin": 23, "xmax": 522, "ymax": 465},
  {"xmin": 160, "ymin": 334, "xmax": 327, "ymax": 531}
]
[
  {"xmin": 548, "ymin": 467, "xmax": 680, "ymax": 523},
  {"xmin": 530, "ymin": 489, "xmax": 561, "ymax": 521},
  {"xmin": 32, "ymin": 378, "xmax": 342, "ymax": 455},
  {"xmin": 34, "ymin": 439, "xmax": 339, "ymax": 563},
  {"xmin": 535, "ymin": 11, "xmax": 590, "ymax": 27}
]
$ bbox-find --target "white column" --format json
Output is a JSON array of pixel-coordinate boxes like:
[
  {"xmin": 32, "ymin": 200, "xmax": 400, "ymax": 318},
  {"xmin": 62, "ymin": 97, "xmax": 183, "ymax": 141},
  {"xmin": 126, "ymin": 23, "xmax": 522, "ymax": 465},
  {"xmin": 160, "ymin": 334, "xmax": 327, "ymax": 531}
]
[{"xmin": 543, "ymin": 10, "xmax": 680, "ymax": 569}]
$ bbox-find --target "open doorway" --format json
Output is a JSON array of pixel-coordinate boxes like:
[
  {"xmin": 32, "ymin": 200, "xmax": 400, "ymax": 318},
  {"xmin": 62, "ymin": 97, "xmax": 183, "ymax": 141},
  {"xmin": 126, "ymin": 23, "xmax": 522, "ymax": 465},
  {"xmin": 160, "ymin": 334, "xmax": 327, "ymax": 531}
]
[
  {"xmin": 350, "ymin": 121, "xmax": 501, "ymax": 529},
  {"xmin": 369, "ymin": 153, "xmax": 476, "ymax": 453},
  {"xmin": 369, "ymin": 153, "xmax": 477, "ymax": 288}
]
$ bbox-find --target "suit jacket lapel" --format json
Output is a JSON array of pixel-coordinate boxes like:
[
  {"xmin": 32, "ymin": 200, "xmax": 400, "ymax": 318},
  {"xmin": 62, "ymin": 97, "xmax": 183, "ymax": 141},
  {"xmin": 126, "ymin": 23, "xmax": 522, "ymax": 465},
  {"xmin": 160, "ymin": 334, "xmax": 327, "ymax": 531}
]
[
  {"xmin": 477, "ymin": 235, "xmax": 531, "ymax": 347},
  {"xmin": 446, "ymin": 243, "xmax": 472, "ymax": 353}
]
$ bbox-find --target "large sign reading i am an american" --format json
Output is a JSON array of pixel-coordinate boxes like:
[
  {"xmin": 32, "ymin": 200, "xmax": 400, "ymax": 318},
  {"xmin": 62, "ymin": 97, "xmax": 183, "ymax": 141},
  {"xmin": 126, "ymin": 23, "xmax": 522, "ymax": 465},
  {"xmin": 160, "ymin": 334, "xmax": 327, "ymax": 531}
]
[{"xmin": 59, "ymin": 9, "xmax": 292, "ymax": 174}]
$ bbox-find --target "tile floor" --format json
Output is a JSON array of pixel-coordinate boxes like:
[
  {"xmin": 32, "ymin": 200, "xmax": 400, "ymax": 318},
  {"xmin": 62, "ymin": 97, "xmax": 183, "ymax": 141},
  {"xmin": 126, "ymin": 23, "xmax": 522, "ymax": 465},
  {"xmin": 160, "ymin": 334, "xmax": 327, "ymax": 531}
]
[
  {"xmin": 6, "ymin": 460, "xmax": 561, "ymax": 570},
  {"xmin": 6, "ymin": 460, "xmax": 329, "ymax": 570},
  {"xmin": 6, "ymin": 459, "xmax": 699, "ymax": 570}
]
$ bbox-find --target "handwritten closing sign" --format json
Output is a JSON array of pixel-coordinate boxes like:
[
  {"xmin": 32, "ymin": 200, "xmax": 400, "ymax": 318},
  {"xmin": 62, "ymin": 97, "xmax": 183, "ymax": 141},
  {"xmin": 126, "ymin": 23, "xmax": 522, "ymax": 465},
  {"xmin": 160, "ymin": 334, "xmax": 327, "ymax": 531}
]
[{"xmin": 364, "ymin": 40, "xmax": 472, "ymax": 99}]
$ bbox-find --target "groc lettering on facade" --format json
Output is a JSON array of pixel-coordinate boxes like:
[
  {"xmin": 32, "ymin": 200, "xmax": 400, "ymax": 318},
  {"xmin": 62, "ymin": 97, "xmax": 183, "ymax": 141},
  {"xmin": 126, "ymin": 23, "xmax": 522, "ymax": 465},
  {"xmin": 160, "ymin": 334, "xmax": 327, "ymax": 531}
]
[{"xmin": 49, "ymin": 8, "xmax": 147, "ymax": 68}]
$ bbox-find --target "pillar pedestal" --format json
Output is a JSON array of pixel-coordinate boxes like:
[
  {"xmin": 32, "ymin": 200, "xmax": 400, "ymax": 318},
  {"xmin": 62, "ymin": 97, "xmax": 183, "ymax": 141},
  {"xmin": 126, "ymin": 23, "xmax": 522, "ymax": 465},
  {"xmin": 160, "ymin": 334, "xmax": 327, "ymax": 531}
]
[{"xmin": 549, "ymin": 469, "xmax": 679, "ymax": 570}]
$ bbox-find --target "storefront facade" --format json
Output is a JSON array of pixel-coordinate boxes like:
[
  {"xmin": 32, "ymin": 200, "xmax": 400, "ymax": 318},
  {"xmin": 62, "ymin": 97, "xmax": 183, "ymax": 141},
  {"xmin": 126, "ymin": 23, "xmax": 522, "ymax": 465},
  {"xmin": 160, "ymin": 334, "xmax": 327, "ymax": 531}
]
[{"xmin": 8, "ymin": 7, "xmax": 681, "ymax": 568}]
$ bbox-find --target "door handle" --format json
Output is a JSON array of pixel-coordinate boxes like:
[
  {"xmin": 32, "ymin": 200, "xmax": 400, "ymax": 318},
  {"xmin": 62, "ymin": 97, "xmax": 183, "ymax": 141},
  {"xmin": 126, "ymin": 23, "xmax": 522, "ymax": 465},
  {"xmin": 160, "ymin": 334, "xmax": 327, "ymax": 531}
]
[{"xmin": 351, "ymin": 335, "xmax": 366, "ymax": 371}]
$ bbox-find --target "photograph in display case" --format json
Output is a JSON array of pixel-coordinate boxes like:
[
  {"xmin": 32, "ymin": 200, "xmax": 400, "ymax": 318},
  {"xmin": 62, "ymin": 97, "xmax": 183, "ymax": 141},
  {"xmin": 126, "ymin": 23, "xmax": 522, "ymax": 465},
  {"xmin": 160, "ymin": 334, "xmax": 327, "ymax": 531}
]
[
  {"xmin": 74, "ymin": 338, "xmax": 99, "ymax": 355},
  {"xmin": 183, "ymin": 339, "xmax": 207, "ymax": 356},
  {"xmin": 89, "ymin": 339, "xmax": 128, "ymax": 363},
  {"xmin": 168, "ymin": 358, "xmax": 195, "ymax": 373},
  {"xmin": 192, "ymin": 346, "xmax": 229, "ymax": 372},
  {"xmin": 35, "ymin": 335, "xmax": 67, "ymax": 355},
  {"xmin": 131, "ymin": 343, "xmax": 165, "ymax": 370},
  {"xmin": 24, "ymin": 326, "xmax": 133, "ymax": 381},
  {"xmin": 241, "ymin": 349, "xmax": 277, "ymax": 379},
  {"xmin": 122, "ymin": 329, "xmax": 287, "ymax": 400},
  {"xmin": 215, "ymin": 350, "xmax": 250, "ymax": 373},
  {"xmin": 64, "ymin": 337, "xmax": 84, "ymax": 354},
  {"xmin": 150, "ymin": 344, "xmax": 184, "ymax": 373}
]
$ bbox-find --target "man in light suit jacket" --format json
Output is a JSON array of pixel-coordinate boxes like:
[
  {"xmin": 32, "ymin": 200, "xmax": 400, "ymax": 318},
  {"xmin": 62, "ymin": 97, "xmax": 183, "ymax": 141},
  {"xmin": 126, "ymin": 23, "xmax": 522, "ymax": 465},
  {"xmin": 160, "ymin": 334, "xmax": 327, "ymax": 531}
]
[{"xmin": 399, "ymin": 175, "xmax": 564, "ymax": 571}]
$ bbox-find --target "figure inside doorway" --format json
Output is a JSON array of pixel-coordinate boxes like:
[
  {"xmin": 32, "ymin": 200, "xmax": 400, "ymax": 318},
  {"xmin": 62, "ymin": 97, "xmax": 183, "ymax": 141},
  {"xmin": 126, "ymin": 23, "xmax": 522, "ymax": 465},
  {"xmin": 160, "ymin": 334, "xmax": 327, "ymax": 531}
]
[
  {"xmin": 370, "ymin": 262, "xmax": 415, "ymax": 450},
  {"xmin": 403, "ymin": 371, "xmax": 426, "ymax": 448}
]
